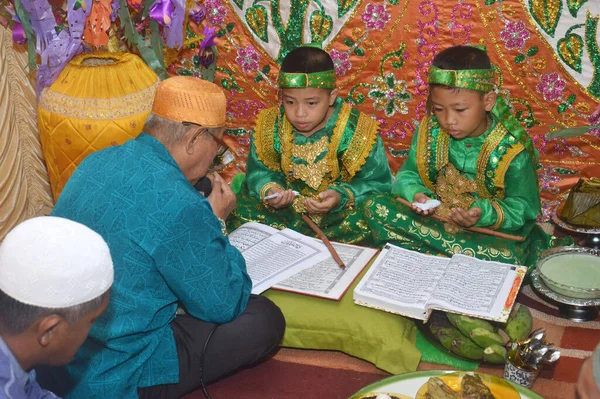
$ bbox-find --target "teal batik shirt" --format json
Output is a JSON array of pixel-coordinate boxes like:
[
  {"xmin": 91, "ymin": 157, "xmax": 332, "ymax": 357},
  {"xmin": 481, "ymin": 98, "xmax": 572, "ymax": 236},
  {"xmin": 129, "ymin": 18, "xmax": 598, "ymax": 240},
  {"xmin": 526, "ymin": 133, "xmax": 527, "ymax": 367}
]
[{"xmin": 51, "ymin": 133, "xmax": 251, "ymax": 399}]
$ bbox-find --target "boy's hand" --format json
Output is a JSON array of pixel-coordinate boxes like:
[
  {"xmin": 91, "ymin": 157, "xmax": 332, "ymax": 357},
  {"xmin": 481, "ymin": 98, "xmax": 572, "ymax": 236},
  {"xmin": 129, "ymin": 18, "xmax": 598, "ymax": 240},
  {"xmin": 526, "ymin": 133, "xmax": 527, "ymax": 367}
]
[
  {"xmin": 304, "ymin": 190, "xmax": 341, "ymax": 214},
  {"xmin": 411, "ymin": 193, "xmax": 435, "ymax": 216},
  {"xmin": 265, "ymin": 186, "xmax": 295, "ymax": 209},
  {"xmin": 449, "ymin": 207, "xmax": 482, "ymax": 228},
  {"xmin": 207, "ymin": 174, "xmax": 236, "ymax": 219}
]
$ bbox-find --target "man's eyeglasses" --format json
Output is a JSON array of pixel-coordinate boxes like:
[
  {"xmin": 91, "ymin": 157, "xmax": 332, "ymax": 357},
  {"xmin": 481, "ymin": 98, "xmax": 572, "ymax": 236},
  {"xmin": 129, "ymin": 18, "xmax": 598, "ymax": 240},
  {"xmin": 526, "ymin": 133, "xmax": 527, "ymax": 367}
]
[{"xmin": 182, "ymin": 121, "xmax": 228, "ymax": 157}]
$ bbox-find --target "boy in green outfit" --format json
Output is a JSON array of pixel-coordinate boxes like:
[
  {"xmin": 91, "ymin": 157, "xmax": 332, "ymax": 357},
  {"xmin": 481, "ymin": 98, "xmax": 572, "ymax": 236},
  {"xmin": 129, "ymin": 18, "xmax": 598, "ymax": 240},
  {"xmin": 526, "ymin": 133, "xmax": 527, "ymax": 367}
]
[
  {"xmin": 229, "ymin": 46, "xmax": 393, "ymax": 244},
  {"xmin": 365, "ymin": 45, "xmax": 571, "ymax": 267}
]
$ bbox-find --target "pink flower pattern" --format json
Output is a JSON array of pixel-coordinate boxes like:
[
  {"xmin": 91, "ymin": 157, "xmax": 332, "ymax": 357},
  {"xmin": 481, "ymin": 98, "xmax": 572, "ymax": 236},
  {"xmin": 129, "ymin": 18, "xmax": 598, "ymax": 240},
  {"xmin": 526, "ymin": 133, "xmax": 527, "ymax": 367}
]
[
  {"xmin": 499, "ymin": 21, "xmax": 530, "ymax": 50},
  {"xmin": 236, "ymin": 45, "xmax": 260, "ymax": 73},
  {"xmin": 361, "ymin": 4, "xmax": 391, "ymax": 31},
  {"xmin": 588, "ymin": 104, "xmax": 600, "ymax": 126},
  {"xmin": 205, "ymin": 0, "xmax": 227, "ymax": 26},
  {"xmin": 536, "ymin": 72, "xmax": 566, "ymax": 102},
  {"xmin": 330, "ymin": 49, "xmax": 352, "ymax": 76}
]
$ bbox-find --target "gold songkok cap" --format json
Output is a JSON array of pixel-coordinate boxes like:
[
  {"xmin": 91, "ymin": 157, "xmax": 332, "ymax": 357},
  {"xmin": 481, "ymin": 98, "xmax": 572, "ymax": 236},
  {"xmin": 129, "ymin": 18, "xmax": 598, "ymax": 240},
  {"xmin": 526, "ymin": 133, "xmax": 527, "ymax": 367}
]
[{"xmin": 152, "ymin": 76, "xmax": 227, "ymax": 128}]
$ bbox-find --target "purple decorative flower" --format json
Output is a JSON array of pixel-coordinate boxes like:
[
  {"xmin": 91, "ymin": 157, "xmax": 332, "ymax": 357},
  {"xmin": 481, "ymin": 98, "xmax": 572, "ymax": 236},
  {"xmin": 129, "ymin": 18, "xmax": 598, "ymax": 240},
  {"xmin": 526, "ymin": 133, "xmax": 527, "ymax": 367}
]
[
  {"xmin": 205, "ymin": 0, "xmax": 227, "ymax": 26},
  {"xmin": 331, "ymin": 49, "xmax": 352, "ymax": 76},
  {"xmin": 499, "ymin": 20, "xmax": 530, "ymax": 50},
  {"xmin": 536, "ymin": 72, "xmax": 566, "ymax": 102},
  {"xmin": 198, "ymin": 25, "xmax": 217, "ymax": 67},
  {"xmin": 588, "ymin": 104, "xmax": 600, "ymax": 126},
  {"xmin": 236, "ymin": 45, "xmax": 260, "ymax": 73},
  {"xmin": 361, "ymin": 3, "xmax": 391, "ymax": 31},
  {"xmin": 189, "ymin": 3, "xmax": 206, "ymax": 25},
  {"xmin": 590, "ymin": 128, "xmax": 600, "ymax": 138}
]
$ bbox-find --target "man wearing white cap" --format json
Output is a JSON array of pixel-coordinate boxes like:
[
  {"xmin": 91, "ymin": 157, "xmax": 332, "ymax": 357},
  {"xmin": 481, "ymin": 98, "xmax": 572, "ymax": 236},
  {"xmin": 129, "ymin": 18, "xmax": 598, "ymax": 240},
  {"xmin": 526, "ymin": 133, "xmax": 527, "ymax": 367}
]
[
  {"xmin": 0, "ymin": 216, "xmax": 113, "ymax": 399},
  {"xmin": 48, "ymin": 76, "xmax": 285, "ymax": 399}
]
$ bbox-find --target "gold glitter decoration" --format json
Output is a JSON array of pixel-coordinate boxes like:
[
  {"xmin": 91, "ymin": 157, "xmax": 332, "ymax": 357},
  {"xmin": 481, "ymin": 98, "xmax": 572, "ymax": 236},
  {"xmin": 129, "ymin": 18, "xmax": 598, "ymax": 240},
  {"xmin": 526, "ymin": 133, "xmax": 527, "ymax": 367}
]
[
  {"xmin": 434, "ymin": 164, "xmax": 478, "ymax": 219},
  {"xmin": 291, "ymin": 136, "xmax": 329, "ymax": 164},
  {"xmin": 38, "ymin": 80, "xmax": 158, "ymax": 120},
  {"xmin": 341, "ymin": 112, "xmax": 380, "ymax": 180},
  {"xmin": 253, "ymin": 107, "xmax": 281, "ymax": 171}
]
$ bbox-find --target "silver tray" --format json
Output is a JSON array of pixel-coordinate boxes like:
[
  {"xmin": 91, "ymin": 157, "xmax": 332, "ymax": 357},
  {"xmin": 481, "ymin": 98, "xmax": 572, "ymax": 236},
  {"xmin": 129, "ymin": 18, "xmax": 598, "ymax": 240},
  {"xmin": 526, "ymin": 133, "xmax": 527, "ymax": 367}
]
[
  {"xmin": 530, "ymin": 269, "xmax": 600, "ymax": 307},
  {"xmin": 552, "ymin": 207, "xmax": 600, "ymax": 235}
]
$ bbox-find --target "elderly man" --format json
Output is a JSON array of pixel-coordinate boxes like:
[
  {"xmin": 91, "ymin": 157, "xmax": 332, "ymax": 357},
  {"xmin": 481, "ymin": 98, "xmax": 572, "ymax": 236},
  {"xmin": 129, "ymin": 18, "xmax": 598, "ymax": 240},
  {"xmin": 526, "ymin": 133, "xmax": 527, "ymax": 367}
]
[
  {"xmin": 47, "ymin": 77, "xmax": 285, "ymax": 398},
  {"xmin": 0, "ymin": 216, "xmax": 113, "ymax": 399}
]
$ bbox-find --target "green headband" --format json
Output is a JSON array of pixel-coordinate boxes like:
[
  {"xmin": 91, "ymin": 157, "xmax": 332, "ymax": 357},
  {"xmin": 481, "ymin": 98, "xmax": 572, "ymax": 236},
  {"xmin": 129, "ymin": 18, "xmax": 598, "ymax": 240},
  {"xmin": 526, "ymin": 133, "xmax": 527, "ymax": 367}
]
[
  {"xmin": 428, "ymin": 65, "xmax": 536, "ymax": 162},
  {"xmin": 428, "ymin": 65, "xmax": 496, "ymax": 93},
  {"xmin": 278, "ymin": 70, "xmax": 337, "ymax": 89}
]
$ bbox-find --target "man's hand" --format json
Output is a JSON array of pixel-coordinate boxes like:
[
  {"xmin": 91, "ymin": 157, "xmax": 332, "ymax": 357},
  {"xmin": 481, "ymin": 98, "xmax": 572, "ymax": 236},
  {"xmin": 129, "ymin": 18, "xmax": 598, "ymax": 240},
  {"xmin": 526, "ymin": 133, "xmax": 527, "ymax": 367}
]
[
  {"xmin": 449, "ymin": 207, "xmax": 482, "ymax": 228},
  {"xmin": 265, "ymin": 186, "xmax": 295, "ymax": 209},
  {"xmin": 304, "ymin": 190, "xmax": 341, "ymax": 214},
  {"xmin": 411, "ymin": 193, "xmax": 435, "ymax": 216},
  {"xmin": 207, "ymin": 174, "xmax": 236, "ymax": 219}
]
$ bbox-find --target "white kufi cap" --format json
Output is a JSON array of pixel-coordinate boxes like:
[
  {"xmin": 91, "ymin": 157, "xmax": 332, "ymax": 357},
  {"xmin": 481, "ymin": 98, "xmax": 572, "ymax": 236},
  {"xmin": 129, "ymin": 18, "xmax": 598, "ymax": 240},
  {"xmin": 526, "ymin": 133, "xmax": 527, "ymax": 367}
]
[{"xmin": 0, "ymin": 216, "xmax": 114, "ymax": 308}]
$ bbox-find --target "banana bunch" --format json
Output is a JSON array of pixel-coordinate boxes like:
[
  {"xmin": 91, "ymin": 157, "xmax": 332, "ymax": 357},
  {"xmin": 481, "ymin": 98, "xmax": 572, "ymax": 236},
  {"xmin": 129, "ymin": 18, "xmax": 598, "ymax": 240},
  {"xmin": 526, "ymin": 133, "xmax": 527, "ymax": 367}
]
[{"xmin": 428, "ymin": 304, "xmax": 533, "ymax": 363}]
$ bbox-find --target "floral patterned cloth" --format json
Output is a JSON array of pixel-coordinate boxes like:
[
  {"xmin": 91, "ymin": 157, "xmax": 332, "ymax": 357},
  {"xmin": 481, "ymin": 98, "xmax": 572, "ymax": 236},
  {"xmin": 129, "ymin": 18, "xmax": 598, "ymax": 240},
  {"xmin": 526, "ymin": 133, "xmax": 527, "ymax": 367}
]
[{"xmin": 186, "ymin": 0, "xmax": 600, "ymax": 225}]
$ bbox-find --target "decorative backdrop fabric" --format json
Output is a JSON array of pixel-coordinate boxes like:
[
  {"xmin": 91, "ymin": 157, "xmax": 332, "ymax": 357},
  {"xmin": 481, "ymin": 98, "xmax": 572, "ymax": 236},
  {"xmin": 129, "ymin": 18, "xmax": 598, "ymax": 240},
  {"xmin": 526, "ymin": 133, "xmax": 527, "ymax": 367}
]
[
  {"xmin": 0, "ymin": 25, "xmax": 53, "ymax": 242},
  {"xmin": 194, "ymin": 0, "xmax": 600, "ymax": 221}
]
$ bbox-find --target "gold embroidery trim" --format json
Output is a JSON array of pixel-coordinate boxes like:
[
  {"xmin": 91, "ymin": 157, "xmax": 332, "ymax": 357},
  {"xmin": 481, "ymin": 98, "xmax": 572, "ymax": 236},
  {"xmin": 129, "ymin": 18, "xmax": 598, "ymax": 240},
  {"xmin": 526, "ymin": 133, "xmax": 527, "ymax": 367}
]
[
  {"xmin": 260, "ymin": 182, "xmax": 284, "ymax": 200},
  {"xmin": 476, "ymin": 123, "xmax": 507, "ymax": 199},
  {"xmin": 434, "ymin": 164, "xmax": 477, "ymax": 219},
  {"xmin": 436, "ymin": 130, "xmax": 450, "ymax": 174},
  {"xmin": 493, "ymin": 141, "xmax": 525, "ymax": 201},
  {"xmin": 490, "ymin": 200, "xmax": 505, "ymax": 230},
  {"xmin": 416, "ymin": 116, "xmax": 435, "ymax": 192},
  {"xmin": 38, "ymin": 79, "xmax": 159, "ymax": 120},
  {"xmin": 254, "ymin": 107, "xmax": 281, "ymax": 171},
  {"xmin": 328, "ymin": 102, "xmax": 352, "ymax": 182},
  {"xmin": 291, "ymin": 135, "xmax": 329, "ymax": 164},
  {"xmin": 291, "ymin": 159, "xmax": 329, "ymax": 190},
  {"xmin": 280, "ymin": 103, "xmax": 350, "ymax": 193},
  {"xmin": 341, "ymin": 110, "xmax": 379, "ymax": 181}
]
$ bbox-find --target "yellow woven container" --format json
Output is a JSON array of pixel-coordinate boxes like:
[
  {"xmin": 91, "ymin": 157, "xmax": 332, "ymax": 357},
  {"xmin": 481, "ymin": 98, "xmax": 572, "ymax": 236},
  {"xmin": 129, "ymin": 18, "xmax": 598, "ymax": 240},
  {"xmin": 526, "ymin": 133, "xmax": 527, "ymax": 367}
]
[{"xmin": 38, "ymin": 52, "xmax": 158, "ymax": 200}]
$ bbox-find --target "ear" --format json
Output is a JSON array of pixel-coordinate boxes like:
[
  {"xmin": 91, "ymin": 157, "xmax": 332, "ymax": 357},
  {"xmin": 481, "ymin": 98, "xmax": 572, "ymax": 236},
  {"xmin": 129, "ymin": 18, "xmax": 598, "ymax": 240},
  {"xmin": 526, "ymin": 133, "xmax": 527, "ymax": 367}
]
[
  {"xmin": 185, "ymin": 127, "xmax": 204, "ymax": 155},
  {"xmin": 36, "ymin": 315, "xmax": 64, "ymax": 348},
  {"xmin": 483, "ymin": 91, "xmax": 497, "ymax": 112},
  {"xmin": 328, "ymin": 89, "xmax": 339, "ymax": 106}
]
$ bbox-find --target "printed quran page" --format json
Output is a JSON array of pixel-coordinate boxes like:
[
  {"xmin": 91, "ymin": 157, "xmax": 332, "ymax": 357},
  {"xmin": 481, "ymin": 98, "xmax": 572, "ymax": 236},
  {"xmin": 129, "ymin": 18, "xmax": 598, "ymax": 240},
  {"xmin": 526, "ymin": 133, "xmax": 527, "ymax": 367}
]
[
  {"xmin": 273, "ymin": 240, "xmax": 378, "ymax": 300},
  {"xmin": 353, "ymin": 244, "xmax": 449, "ymax": 320},
  {"xmin": 352, "ymin": 244, "xmax": 526, "ymax": 322},
  {"xmin": 228, "ymin": 222, "xmax": 330, "ymax": 294},
  {"xmin": 426, "ymin": 254, "xmax": 526, "ymax": 323}
]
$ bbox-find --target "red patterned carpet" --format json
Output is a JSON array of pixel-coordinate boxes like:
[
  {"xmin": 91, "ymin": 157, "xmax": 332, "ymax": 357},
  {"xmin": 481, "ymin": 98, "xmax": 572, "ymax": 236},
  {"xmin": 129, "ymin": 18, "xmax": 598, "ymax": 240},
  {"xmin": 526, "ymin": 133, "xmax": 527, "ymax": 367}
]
[{"xmin": 184, "ymin": 289, "xmax": 599, "ymax": 399}]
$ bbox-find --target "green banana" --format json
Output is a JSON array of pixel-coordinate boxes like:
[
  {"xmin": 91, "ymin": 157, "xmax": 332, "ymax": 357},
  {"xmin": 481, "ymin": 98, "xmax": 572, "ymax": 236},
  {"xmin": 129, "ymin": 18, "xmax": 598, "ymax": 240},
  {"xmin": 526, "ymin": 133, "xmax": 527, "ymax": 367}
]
[
  {"xmin": 483, "ymin": 344, "xmax": 507, "ymax": 364},
  {"xmin": 433, "ymin": 326, "xmax": 465, "ymax": 352},
  {"xmin": 450, "ymin": 335, "xmax": 485, "ymax": 360},
  {"xmin": 504, "ymin": 304, "xmax": 533, "ymax": 342},
  {"xmin": 469, "ymin": 328, "xmax": 505, "ymax": 348},
  {"xmin": 454, "ymin": 315, "xmax": 495, "ymax": 336},
  {"xmin": 446, "ymin": 312, "xmax": 461, "ymax": 328}
]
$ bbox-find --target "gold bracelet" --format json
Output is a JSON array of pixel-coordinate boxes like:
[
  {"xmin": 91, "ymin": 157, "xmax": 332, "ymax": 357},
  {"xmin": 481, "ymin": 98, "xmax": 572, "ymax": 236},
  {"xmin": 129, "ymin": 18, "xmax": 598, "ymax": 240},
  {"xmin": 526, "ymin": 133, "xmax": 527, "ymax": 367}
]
[
  {"xmin": 217, "ymin": 217, "xmax": 228, "ymax": 236},
  {"xmin": 489, "ymin": 200, "xmax": 505, "ymax": 230},
  {"xmin": 260, "ymin": 182, "xmax": 284, "ymax": 201},
  {"xmin": 339, "ymin": 186, "xmax": 355, "ymax": 209}
]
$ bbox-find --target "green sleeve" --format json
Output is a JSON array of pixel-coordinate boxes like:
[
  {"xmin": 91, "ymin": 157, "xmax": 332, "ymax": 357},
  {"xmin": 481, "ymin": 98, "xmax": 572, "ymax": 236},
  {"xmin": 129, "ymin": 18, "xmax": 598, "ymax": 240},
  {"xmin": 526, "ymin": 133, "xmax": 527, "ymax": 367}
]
[
  {"xmin": 328, "ymin": 136, "xmax": 393, "ymax": 212},
  {"xmin": 244, "ymin": 136, "xmax": 287, "ymax": 199},
  {"xmin": 473, "ymin": 150, "xmax": 540, "ymax": 231},
  {"xmin": 392, "ymin": 128, "xmax": 434, "ymax": 201}
]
